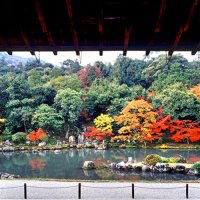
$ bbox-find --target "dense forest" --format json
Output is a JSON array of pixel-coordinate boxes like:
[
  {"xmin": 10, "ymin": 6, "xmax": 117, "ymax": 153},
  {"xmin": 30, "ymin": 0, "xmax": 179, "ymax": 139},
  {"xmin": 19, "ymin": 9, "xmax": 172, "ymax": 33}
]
[{"xmin": 0, "ymin": 52, "xmax": 200, "ymax": 145}]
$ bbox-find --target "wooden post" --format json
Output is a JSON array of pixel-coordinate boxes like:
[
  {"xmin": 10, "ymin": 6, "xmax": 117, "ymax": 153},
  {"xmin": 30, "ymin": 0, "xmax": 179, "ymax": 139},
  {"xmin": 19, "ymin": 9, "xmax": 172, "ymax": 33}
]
[
  {"xmin": 186, "ymin": 184, "xmax": 188, "ymax": 199},
  {"xmin": 24, "ymin": 183, "xmax": 27, "ymax": 199},
  {"xmin": 78, "ymin": 183, "xmax": 81, "ymax": 199},
  {"xmin": 132, "ymin": 183, "xmax": 134, "ymax": 199}
]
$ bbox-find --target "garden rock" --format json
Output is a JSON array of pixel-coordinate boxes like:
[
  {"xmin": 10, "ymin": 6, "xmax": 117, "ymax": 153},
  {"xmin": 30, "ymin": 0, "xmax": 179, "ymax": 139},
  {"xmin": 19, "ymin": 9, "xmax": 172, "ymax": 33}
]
[
  {"xmin": 109, "ymin": 162, "xmax": 117, "ymax": 169},
  {"xmin": 155, "ymin": 163, "xmax": 171, "ymax": 173},
  {"xmin": 83, "ymin": 161, "xmax": 96, "ymax": 170},
  {"xmin": 142, "ymin": 165, "xmax": 150, "ymax": 172},
  {"xmin": 1, "ymin": 172, "xmax": 21, "ymax": 179},
  {"xmin": 2, "ymin": 146, "xmax": 14, "ymax": 152},
  {"xmin": 116, "ymin": 161, "xmax": 126, "ymax": 169},
  {"xmin": 38, "ymin": 142, "xmax": 46, "ymax": 147},
  {"xmin": 3, "ymin": 140, "xmax": 12, "ymax": 147},
  {"xmin": 187, "ymin": 168, "xmax": 198, "ymax": 175},
  {"xmin": 175, "ymin": 165, "xmax": 186, "ymax": 173},
  {"xmin": 69, "ymin": 136, "xmax": 75, "ymax": 144}
]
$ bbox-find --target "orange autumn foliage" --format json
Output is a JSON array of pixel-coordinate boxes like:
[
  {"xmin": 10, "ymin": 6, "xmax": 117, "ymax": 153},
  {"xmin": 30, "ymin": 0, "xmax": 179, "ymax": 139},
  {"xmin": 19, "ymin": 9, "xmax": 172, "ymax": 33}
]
[
  {"xmin": 83, "ymin": 126, "xmax": 114, "ymax": 141},
  {"xmin": 112, "ymin": 99, "xmax": 157, "ymax": 144},
  {"xmin": 27, "ymin": 128, "xmax": 47, "ymax": 141},
  {"xmin": 188, "ymin": 83, "xmax": 200, "ymax": 99}
]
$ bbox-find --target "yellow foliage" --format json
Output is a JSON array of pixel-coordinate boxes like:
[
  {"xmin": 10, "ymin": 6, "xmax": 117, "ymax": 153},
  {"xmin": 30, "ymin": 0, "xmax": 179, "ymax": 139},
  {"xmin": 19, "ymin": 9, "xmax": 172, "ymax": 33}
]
[
  {"xmin": 0, "ymin": 118, "xmax": 6, "ymax": 123},
  {"xmin": 94, "ymin": 114, "xmax": 114, "ymax": 132}
]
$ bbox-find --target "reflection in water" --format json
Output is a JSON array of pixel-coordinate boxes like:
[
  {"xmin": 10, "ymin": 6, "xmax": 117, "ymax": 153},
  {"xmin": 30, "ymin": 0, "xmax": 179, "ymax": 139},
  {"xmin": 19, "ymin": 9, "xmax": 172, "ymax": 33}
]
[
  {"xmin": 1, "ymin": 148, "xmax": 200, "ymax": 180},
  {"xmin": 29, "ymin": 158, "xmax": 46, "ymax": 171}
]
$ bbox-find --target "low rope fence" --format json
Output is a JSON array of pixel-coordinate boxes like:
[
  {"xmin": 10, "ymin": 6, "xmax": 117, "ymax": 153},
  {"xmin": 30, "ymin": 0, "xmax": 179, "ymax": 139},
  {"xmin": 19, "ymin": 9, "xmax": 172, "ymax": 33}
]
[{"xmin": 0, "ymin": 183, "xmax": 200, "ymax": 199}]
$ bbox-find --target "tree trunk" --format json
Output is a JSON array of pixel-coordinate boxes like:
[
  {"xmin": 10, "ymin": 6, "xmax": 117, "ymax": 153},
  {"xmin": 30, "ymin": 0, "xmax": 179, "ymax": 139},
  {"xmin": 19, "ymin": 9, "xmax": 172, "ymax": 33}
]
[{"xmin": 23, "ymin": 120, "xmax": 27, "ymax": 133}]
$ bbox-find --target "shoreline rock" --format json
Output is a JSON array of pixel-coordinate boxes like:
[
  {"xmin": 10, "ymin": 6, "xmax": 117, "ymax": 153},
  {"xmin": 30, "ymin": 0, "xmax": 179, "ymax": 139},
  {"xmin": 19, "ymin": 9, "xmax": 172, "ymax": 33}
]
[{"xmin": 0, "ymin": 172, "xmax": 21, "ymax": 179}]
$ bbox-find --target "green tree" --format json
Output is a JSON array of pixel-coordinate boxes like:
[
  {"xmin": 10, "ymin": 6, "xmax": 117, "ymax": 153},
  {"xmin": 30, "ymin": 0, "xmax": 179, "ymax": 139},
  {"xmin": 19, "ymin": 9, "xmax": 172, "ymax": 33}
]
[
  {"xmin": 111, "ymin": 54, "xmax": 147, "ymax": 86},
  {"xmin": 54, "ymin": 89, "xmax": 83, "ymax": 137},
  {"xmin": 32, "ymin": 104, "xmax": 64, "ymax": 135},
  {"xmin": 45, "ymin": 75, "xmax": 81, "ymax": 91},
  {"xmin": 5, "ymin": 99, "xmax": 35, "ymax": 133}
]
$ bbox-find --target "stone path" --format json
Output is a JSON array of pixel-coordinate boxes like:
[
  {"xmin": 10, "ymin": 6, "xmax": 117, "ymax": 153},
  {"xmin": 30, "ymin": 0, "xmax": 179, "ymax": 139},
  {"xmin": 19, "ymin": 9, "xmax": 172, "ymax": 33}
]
[{"xmin": 1, "ymin": 180, "xmax": 200, "ymax": 199}]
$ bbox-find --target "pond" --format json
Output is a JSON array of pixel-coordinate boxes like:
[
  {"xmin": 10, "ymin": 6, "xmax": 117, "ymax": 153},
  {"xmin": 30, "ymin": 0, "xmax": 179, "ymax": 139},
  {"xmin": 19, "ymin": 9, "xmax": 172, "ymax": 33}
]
[{"xmin": 1, "ymin": 148, "xmax": 200, "ymax": 181}]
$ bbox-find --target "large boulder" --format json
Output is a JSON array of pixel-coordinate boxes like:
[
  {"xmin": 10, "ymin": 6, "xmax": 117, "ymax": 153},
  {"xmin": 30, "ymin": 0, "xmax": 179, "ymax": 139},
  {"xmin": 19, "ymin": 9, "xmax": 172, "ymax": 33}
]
[
  {"xmin": 154, "ymin": 163, "xmax": 172, "ymax": 173},
  {"xmin": 142, "ymin": 165, "xmax": 150, "ymax": 172},
  {"xmin": 175, "ymin": 165, "xmax": 186, "ymax": 173},
  {"xmin": 116, "ymin": 161, "xmax": 126, "ymax": 170},
  {"xmin": 187, "ymin": 168, "xmax": 198, "ymax": 175},
  {"xmin": 83, "ymin": 161, "xmax": 96, "ymax": 170},
  {"xmin": 109, "ymin": 162, "xmax": 117, "ymax": 169}
]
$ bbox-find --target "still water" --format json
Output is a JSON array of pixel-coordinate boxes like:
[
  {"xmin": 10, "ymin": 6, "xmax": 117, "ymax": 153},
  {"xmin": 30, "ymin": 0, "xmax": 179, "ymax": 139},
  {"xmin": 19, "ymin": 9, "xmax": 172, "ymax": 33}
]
[{"xmin": 1, "ymin": 148, "xmax": 200, "ymax": 181}]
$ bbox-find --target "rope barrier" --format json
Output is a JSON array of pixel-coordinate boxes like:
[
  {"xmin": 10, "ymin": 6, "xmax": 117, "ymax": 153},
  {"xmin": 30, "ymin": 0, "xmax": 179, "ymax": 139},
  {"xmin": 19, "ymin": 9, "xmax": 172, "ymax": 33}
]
[
  {"xmin": 134, "ymin": 186, "xmax": 185, "ymax": 190},
  {"xmin": 82, "ymin": 185, "xmax": 132, "ymax": 189},
  {"xmin": 0, "ymin": 186, "xmax": 23, "ymax": 189},
  {"xmin": 27, "ymin": 185, "xmax": 78, "ymax": 189},
  {"xmin": 188, "ymin": 186, "xmax": 200, "ymax": 189}
]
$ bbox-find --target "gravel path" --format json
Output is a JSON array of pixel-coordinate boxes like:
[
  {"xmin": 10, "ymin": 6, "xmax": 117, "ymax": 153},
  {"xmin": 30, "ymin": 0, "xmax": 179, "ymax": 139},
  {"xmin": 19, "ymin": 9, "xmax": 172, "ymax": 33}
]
[{"xmin": 1, "ymin": 180, "xmax": 200, "ymax": 199}]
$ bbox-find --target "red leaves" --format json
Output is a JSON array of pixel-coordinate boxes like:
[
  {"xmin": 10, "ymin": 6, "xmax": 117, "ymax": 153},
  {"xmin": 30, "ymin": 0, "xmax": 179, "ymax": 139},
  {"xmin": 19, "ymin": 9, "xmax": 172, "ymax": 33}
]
[
  {"xmin": 77, "ymin": 65, "xmax": 102, "ymax": 88},
  {"xmin": 148, "ymin": 114, "xmax": 200, "ymax": 143},
  {"xmin": 29, "ymin": 158, "xmax": 46, "ymax": 171},
  {"xmin": 27, "ymin": 128, "xmax": 47, "ymax": 141},
  {"xmin": 83, "ymin": 126, "xmax": 114, "ymax": 141}
]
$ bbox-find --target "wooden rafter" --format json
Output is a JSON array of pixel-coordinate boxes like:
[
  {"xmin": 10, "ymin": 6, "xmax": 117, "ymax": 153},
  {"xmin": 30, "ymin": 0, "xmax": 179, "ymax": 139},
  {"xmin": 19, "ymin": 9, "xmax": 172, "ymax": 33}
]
[
  {"xmin": 154, "ymin": 0, "xmax": 167, "ymax": 33},
  {"xmin": 35, "ymin": 0, "xmax": 57, "ymax": 55},
  {"xmin": 99, "ymin": 9, "xmax": 104, "ymax": 56},
  {"xmin": 169, "ymin": 27, "xmax": 183, "ymax": 56},
  {"xmin": 21, "ymin": 30, "xmax": 34, "ymax": 55},
  {"xmin": 169, "ymin": 0, "xmax": 199, "ymax": 55},
  {"xmin": 146, "ymin": 0, "xmax": 167, "ymax": 55},
  {"xmin": 123, "ymin": 25, "xmax": 132, "ymax": 56},
  {"xmin": 192, "ymin": 42, "xmax": 200, "ymax": 55},
  {"xmin": 65, "ymin": 0, "xmax": 79, "ymax": 55}
]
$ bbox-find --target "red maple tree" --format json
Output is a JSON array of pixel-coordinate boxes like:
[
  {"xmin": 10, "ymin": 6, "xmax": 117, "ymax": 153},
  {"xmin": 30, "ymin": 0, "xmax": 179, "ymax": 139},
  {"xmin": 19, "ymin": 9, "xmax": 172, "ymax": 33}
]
[
  {"xmin": 27, "ymin": 128, "xmax": 47, "ymax": 142},
  {"xmin": 147, "ymin": 114, "xmax": 200, "ymax": 143},
  {"xmin": 83, "ymin": 126, "xmax": 114, "ymax": 141}
]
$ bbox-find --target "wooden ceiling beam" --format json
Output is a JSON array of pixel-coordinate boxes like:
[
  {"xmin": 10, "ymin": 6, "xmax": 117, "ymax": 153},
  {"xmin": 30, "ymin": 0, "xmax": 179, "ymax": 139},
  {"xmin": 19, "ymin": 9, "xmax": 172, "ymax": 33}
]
[
  {"xmin": 192, "ymin": 42, "xmax": 200, "ymax": 55},
  {"xmin": 184, "ymin": 0, "xmax": 199, "ymax": 32},
  {"xmin": 21, "ymin": 30, "xmax": 34, "ymax": 55},
  {"xmin": 169, "ymin": 0, "xmax": 199, "ymax": 55},
  {"xmin": 65, "ymin": 0, "xmax": 79, "ymax": 56},
  {"xmin": 154, "ymin": 0, "xmax": 167, "ymax": 33},
  {"xmin": 35, "ymin": 0, "xmax": 57, "ymax": 55},
  {"xmin": 123, "ymin": 25, "xmax": 132, "ymax": 56},
  {"xmin": 169, "ymin": 27, "xmax": 183, "ymax": 56},
  {"xmin": 98, "ymin": 6, "xmax": 104, "ymax": 56}
]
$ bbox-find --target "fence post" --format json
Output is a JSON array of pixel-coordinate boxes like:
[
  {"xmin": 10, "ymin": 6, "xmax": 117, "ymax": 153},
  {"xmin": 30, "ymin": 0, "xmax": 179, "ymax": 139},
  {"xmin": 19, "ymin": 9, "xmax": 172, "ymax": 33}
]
[
  {"xmin": 78, "ymin": 183, "xmax": 81, "ymax": 199},
  {"xmin": 132, "ymin": 183, "xmax": 134, "ymax": 199},
  {"xmin": 186, "ymin": 184, "xmax": 188, "ymax": 199},
  {"xmin": 24, "ymin": 183, "xmax": 27, "ymax": 199}
]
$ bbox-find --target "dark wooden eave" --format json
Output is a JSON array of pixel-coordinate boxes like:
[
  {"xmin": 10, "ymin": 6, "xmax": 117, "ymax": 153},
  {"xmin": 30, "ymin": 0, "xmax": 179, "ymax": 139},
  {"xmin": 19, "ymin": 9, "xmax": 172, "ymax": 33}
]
[{"xmin": 0, "ymin": 0, "xmax": 199, "ymax": 55}]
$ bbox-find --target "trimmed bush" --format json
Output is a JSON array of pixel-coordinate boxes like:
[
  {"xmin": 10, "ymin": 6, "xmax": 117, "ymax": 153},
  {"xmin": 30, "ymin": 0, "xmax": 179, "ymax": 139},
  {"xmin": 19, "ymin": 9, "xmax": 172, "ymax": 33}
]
[
  {"xmin": 12, "ymin": 132, "xmax": 27, "ymax": 143},
  {"xmin": 144, "ymin": 154, "xmax": 161, "ymax": 166},
  {"xmin": 192, "ymin": 162, "xmax": 200, "ymax": 174},
  {"xmin": 160, "ymin": 157, "xmax": 180, "ymax": 163}
]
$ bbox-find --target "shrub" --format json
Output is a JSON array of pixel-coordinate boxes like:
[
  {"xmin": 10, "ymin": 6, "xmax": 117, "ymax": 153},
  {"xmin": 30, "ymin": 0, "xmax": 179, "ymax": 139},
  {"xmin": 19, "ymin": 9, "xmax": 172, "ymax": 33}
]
[
  {"xmin": 192, "ymin": 162, "xmax": 200, "ymax": 174},
  {"xmin": 48, "ymin": 137, "xmax": 57, "ymax": 145},
  {"xmin": 2, "ymin": 128, "xmax": 12, "ymax": 141},
  {"xmin": 144, "ymin": 154, "xmax": 161, "ymax": 166},
  {"xmin": 160, "ymin": 157, "xmax": 180, "ymax": 163},
  {"xmin": 12, "ymin": 132, "xmax": 27, "ymax": 143},
  {"xmin": 41, "ymin": 135, "xmax": 48, "ymax": 142}
]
